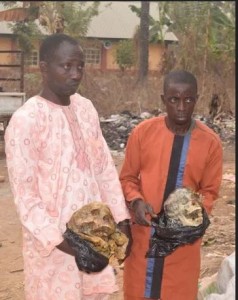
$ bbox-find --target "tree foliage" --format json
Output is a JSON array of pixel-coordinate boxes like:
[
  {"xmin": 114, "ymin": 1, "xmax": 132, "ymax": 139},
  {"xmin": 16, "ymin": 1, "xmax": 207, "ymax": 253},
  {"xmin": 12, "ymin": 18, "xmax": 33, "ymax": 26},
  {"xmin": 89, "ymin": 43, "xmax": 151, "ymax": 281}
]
[
  {"xmin": 9, "ymin": 22, "xmax": 42, "ymax": 54},
  {"xmin": 165, "ymin": 1, "xmax": 235, "ymax": 113},
  {"xmin": 167, "ymin": 1, "xmax": 235, "ymax": 72},
  {"xmin": 38, "ymin": 2, "xmax": 100, "ymax": 37},
  {"xmin": 130, "ymin": 1, "xmax": 175, "ymax": 82},
  {"xmin": 0, "ymin": 1, "xmax": 100, "ymax": 53},
  {"xmin": 130, "ymin": 2, "xmax": 172, "ymax": 44},
  {"xmin": 128, "ymin": 1, "xmax": 234, "ymax": 112},
  {"xmin": 114, "ymin": 40, "xmax": 136, "ymax": 72}
]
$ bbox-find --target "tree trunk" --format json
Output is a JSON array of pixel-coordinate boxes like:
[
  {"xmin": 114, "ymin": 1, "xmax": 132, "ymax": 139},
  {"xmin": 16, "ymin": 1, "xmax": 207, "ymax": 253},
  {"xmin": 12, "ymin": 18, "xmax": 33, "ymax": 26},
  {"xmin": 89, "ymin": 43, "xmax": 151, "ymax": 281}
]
[
  {"xmin": 137, "ymin": 1, "xmax": 150, "ymax": 84},
  {"xmin": 200, "ymin": 5, "xmax": 210, "ymax": 109}
]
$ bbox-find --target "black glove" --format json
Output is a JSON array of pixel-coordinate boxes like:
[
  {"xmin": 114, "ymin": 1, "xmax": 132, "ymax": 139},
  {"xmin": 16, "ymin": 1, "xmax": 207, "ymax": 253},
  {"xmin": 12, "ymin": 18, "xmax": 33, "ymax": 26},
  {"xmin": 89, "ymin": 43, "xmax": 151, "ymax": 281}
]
[
  {"xmin": 117, "ymin": 219, "xmax": 133, "ymax": 262},
  {"xmin": 128, "ymin": 199, "xmax": 157, "ymax": 226}
]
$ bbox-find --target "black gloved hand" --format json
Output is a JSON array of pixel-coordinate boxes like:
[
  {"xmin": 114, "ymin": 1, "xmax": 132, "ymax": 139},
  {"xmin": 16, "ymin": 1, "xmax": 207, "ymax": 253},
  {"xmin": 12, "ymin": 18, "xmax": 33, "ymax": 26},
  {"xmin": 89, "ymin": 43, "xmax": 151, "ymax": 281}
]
[{"xmin": 128, "ymin": 198, "xmax": 157, "ymax": 226}]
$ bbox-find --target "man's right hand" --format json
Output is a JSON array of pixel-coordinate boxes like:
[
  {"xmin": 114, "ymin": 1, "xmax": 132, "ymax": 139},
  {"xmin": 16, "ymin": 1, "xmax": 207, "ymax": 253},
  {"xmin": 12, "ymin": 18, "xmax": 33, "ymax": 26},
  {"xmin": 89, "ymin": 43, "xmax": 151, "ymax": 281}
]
[{"xmin": 128, "ymin": 199, "xmax": 157, "ymax": 226}]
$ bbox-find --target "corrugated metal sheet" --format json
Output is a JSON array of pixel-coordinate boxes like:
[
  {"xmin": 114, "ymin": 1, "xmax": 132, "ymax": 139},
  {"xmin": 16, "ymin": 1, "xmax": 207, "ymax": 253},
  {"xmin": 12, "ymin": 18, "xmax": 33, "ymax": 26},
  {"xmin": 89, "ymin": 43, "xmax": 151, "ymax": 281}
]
[
  {"xmin": 86, "ymin": 1, "xmax": 178, "ymax": 41},
  {"xmin": 0, "ymin": 7, "xmax": 29, "ymax": 22},
  {"xmin": 0, "ymin": 1, "xmax": 178, "ymax": 42},
  {"xmin": 0, "ymin": 21, "xmax": 12, "ymax": 34}
]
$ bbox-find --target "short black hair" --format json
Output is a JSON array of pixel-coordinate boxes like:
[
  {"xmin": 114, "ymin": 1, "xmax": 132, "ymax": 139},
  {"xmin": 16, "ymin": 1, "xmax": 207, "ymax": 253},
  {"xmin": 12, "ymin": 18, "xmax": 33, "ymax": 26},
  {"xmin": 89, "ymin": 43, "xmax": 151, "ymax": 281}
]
[
  {"xmin": 39, "ymin": 33, "xmax": 80, "ymax": 62},
  {"xmin": 163, "ymin": 70, "xmax": 197, "ymax": 93}
]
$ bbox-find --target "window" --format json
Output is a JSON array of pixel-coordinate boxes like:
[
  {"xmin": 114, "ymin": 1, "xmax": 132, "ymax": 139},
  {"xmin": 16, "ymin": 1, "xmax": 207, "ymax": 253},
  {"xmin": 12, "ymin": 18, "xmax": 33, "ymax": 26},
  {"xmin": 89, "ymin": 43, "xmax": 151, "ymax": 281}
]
[
  {"xmin": 84, "ymin": 48, "xmax": 101, "ymax": 65},
  {"xmin": 25, "ymin": 51, "xmax": 39, "ymax": 66}
]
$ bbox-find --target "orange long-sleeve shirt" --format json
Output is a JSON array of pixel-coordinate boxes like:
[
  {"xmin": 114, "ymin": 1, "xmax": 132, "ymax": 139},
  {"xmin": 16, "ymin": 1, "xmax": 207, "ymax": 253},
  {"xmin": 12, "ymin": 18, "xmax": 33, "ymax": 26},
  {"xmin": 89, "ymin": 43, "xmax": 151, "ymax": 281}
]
[{"xmin": 120, "ymin": 116, "xmax": 223, "ymax": 300}]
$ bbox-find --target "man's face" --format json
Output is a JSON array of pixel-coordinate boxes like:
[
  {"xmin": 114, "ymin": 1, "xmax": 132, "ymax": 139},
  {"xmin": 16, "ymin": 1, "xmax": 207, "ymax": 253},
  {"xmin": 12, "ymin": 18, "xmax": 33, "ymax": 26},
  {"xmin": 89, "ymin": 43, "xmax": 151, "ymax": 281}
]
[
  {"xmin": 161, "ymin": 82, "xmax": 198, "ymax": 127},
  {"xmin": 42, "ymin": 41, "xmax": 85, "ymax": 98}
]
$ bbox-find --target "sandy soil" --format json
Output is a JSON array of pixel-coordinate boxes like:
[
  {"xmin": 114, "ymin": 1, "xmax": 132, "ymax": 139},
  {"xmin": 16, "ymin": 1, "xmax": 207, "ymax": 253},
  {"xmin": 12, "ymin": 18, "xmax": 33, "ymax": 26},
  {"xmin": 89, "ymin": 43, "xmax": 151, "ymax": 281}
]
[{"xmin": 0, "ymin": 140, "xmax": 235, "ymax": 300}]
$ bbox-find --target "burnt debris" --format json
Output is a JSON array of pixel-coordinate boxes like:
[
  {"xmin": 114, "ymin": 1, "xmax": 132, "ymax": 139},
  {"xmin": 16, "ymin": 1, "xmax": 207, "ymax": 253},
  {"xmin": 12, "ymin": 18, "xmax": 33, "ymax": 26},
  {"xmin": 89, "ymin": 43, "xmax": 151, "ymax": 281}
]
[{"xmin": 100, "ymin": 111, "xmax": 235, "ymax": 151}]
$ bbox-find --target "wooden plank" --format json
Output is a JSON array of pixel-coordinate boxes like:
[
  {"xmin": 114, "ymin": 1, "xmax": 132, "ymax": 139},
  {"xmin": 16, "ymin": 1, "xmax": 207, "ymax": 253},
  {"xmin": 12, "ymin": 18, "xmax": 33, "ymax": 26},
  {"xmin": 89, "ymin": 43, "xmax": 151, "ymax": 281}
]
[
  {"xmin": 0, "ymin": 78, "xmax": 21, "ymax": 81},
  {"xmin": 0, "ymin": 64, "xmax": 21, "ymax": 67},
  {"xmin": 0, "ymin": 92, "xmax": 25, "ymax": 96},
  {"xmin": 20, "ymin": 52, "xmax": 24, "ymax": 91},
  {"xmin": 0, "ymin": 50, "xmax": 22, "ymax": 53}
]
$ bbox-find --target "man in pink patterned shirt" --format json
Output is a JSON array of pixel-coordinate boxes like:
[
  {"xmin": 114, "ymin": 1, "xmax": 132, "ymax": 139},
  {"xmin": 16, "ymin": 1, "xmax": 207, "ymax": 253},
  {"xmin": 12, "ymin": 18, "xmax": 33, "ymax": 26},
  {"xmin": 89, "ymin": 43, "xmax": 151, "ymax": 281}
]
[{"xmin": 5, "ymin": 33, "xmax": 131, "ymax": 300}]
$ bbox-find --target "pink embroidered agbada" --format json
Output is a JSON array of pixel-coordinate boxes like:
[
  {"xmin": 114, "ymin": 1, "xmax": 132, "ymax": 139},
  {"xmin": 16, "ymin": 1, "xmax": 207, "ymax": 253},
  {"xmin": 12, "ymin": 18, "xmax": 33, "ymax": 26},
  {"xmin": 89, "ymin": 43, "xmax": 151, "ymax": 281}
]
[{"xmin": 5, "ymin": 94, "xmax": 130, "ymax": 300}]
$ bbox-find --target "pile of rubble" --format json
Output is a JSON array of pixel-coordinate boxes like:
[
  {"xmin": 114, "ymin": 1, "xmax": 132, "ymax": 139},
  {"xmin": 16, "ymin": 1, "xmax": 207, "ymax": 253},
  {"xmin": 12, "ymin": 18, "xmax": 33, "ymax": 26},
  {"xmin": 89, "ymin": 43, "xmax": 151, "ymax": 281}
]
[
  {"xmin": 100, "ymin": 111, "xmax": 235, "ymax": 151},
  {"xmin": 204, "ymin": 113, "xmax": 236, "ymax": 144},
  {"xmin": 100, "ymin": 110, "xmax": 161, "ymax": 150}
]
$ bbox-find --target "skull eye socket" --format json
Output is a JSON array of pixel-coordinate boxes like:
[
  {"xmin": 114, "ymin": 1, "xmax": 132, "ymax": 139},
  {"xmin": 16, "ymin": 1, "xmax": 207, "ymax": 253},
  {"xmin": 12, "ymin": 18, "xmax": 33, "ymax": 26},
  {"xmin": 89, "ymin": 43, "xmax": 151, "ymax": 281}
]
[
  {"xmin": 91, "ymin": 209, "xmax": 100, "ymax": 216},
  {"xmin": 188, "ymin": 212, "xmax": 197, "ymax": 219},
  {"xmin": 81, "ymin": 221, "xmax": 95, "ymax": 231},
  {"xmin": 103, "ymin": 215, "xmax": 112, "ymax": 223}
]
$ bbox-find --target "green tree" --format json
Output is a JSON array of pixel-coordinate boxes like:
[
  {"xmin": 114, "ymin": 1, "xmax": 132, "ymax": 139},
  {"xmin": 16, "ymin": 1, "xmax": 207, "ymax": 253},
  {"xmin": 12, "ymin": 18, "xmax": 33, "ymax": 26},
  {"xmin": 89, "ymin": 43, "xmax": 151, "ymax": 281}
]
[
  {"xmin": 114, "ymin": 40, "xmax": 136, "ymax": 72},
  {"xmin": 0, "ymin": 1, "xmax": 100, "ymax": 53},
  {"xmin": 38, "ymin": 2, "xmax": 100, "ymax": 37},
  {"xmin": 137, "ymin": 1, "xmax": 150, "ymax": 84},
  {"xmin": 167, "ymin": 1, "xmax": 235, "ymax": 72},
  {"xmin": 130, "ymin": 2, "xmax": 172, "ymax": 44},
  {"xmin": 9, "ymin": 22, "xmax": 42, "ymax": 54},
  {"xmin": 166, "ymin": 1, "xmax": 235, "ymax": 113},
  {"xmin": 130, "ymin": 2, "xmax": 174, "ymax": 76}
]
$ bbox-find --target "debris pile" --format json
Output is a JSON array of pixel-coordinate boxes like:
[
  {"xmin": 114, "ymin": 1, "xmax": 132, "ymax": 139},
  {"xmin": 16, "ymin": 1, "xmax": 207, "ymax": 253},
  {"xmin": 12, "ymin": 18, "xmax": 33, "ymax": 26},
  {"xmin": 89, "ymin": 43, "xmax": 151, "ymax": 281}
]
[
  {"xmin": 100, "ymin": 110, "xmax": 163, "ymax": 150},
  {"xmin": 195, "ymin": 112, "xmax": 235, "ymax": 146},
  {"xmin": 100, "ymin": 111, "xmax": 235, "ymax": 151}
]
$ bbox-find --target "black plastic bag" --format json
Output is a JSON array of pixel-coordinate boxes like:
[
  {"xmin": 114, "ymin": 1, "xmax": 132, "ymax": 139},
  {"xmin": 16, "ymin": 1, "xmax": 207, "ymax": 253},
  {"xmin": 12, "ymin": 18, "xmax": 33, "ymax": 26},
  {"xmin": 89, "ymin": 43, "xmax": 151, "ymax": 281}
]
[
  {"xmin": 146, "ymin": 208, "xmax": 210, "ymax": 258},
  {"xmin": 63, "ymin": 228, "xmax": 109, "ymax": 273}
]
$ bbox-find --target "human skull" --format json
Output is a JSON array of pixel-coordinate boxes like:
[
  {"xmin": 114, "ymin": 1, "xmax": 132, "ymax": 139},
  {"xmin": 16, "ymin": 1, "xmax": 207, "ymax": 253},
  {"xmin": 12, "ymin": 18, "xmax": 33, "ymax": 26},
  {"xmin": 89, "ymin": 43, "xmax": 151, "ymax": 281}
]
[
  {"xmin": 164, "ymin": 188, "xmax": 203, "ymax": 227},
  {"xmin": 67, "ymin": 202, "xmax": 128, "ymax": 264}
]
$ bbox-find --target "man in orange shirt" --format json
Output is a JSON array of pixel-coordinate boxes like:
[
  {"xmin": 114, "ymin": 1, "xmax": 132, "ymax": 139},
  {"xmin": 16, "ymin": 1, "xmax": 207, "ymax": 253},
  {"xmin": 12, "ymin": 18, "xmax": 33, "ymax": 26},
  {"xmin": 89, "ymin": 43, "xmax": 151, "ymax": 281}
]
[{"xmin": 120, "ymin": 70, "xmax": 223, "ymax": 300}]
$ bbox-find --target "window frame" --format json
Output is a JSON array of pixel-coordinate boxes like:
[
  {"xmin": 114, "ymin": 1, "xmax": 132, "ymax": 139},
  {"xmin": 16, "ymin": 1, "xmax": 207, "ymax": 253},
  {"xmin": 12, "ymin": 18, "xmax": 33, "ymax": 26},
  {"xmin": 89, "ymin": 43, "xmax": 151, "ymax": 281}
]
[
  {"xmin": 25, "ymin": 50, "xmax": 39, "ymax": 67},
  {"xmin": 84, "ymin": 47, "xmax": 101, "ymax": 65}
]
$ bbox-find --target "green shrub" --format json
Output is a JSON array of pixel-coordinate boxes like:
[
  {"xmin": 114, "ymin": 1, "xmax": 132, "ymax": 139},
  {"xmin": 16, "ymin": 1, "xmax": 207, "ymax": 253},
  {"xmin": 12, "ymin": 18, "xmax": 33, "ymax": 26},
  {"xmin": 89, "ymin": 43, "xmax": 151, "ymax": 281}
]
[{"xmin": 114, "ymin": 40, "xmax": 136, "ymax": 72}]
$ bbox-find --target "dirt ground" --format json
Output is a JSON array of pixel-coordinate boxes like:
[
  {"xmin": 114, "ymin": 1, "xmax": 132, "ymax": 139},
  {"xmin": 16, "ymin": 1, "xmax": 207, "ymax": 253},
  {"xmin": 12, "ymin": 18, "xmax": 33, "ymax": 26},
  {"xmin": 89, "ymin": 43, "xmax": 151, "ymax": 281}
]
[{"xmin": 0, "ymin": 140, "xmax": 235, "ymax": 300}]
